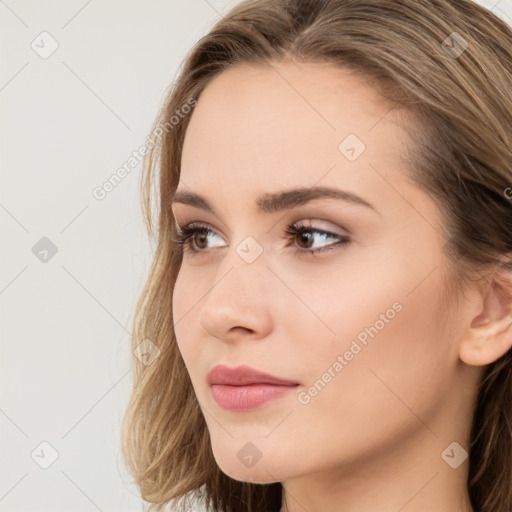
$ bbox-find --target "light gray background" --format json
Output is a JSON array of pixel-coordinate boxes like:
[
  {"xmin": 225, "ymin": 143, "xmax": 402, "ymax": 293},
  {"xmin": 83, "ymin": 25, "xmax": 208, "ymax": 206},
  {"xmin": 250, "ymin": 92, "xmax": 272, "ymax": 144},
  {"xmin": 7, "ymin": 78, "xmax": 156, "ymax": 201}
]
[{"xmin": 1, "ymin": 1, "xmax": 511, "ymax": 511}]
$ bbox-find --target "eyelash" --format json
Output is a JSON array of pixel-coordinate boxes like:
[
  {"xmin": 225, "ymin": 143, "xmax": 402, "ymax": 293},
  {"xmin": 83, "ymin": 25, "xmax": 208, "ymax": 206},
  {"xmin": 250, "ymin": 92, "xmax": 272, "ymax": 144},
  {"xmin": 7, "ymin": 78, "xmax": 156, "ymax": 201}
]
[{"xmin": 171, "ymin": 221, "xmax": 351, "ymax": 257}]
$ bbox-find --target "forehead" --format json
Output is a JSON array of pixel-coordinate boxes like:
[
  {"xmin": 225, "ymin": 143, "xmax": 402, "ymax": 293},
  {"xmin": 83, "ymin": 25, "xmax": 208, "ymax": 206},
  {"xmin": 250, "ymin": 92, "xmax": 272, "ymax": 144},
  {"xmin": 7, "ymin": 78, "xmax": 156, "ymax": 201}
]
[{"xmin": 179, "ymin": 60, "xmax": 414, "ymax": 207}]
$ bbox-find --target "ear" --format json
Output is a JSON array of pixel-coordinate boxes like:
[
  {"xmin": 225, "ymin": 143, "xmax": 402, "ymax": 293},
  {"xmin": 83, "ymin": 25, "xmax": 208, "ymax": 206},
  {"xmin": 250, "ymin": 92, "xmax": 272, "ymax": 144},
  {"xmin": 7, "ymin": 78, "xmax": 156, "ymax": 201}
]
[{"xmin": 459, "ymin": 262, "xmax": 512, "ymax": 366}]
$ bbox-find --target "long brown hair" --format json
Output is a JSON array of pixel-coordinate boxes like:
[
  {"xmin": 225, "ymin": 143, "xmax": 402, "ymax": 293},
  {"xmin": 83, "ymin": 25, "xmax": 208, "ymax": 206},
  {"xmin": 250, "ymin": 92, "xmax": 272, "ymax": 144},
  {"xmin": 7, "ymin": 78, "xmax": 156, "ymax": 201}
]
[{"xmin": 120, "ymin": 1, "xmax": 512, "ymax": 511}]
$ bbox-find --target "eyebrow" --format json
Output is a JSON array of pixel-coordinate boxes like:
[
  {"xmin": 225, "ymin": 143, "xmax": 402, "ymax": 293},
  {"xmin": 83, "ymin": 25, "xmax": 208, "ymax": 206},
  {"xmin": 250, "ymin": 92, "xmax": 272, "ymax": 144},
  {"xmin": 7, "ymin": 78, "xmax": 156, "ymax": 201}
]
[{"xmin": 169, "ymin": 186, "xmax": 380, "ymax": 216}]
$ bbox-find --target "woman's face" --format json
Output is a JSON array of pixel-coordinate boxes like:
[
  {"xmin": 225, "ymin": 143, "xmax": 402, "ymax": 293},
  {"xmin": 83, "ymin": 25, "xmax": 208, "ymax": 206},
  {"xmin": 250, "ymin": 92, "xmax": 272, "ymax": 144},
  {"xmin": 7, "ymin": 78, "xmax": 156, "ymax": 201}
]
[{"xmin": 171, "ymin": 60, "xmax": 475, "ymax": 484}]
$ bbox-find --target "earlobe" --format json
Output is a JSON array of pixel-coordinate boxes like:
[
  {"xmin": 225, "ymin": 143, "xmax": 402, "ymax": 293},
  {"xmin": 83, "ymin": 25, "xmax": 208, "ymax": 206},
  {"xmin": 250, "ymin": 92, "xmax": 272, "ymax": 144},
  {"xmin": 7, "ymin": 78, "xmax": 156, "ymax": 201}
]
[{"xmin": 459, "ymin": 265, "xmax": 512, "ymax": 367}]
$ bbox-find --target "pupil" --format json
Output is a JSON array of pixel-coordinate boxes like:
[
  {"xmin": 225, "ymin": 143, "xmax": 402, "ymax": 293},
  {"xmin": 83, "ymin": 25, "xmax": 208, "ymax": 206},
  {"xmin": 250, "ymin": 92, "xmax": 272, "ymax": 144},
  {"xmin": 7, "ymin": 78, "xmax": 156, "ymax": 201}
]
[
  {"xmin": 299, "ymin": 232, "xmax": 312, "ymax": 248},
  {"xmin": 197, "ymin": 232, "xmax": 207, "ymax": 248}
]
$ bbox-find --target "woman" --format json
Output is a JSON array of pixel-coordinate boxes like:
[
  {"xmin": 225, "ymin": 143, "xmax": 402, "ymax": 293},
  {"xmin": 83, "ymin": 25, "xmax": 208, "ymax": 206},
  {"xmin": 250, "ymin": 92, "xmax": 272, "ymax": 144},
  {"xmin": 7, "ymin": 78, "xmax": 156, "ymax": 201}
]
[{"xmin": 121, "ymin": 1, "xmax": 512, "ymax": 511}]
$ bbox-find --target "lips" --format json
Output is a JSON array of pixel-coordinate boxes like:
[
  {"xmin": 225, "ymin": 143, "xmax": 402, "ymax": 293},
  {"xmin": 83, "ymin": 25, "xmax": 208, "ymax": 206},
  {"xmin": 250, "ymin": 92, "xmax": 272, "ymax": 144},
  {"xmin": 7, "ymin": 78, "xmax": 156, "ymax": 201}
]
[
  {"xmin": 207, "ymin": 364, "xmax": 299, "ymax": 386},
  {"xmin": 207, "ymin": 364, "xmax": 300, "ymax": 411}
]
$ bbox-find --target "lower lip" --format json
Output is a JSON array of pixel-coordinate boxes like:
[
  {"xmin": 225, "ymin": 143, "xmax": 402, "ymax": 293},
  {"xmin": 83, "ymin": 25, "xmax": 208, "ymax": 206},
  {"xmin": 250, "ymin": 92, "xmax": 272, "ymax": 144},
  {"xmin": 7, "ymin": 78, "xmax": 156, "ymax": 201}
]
[{"xmin": 211, "ymin": 383, "xmax": 298, "ymax": 411}]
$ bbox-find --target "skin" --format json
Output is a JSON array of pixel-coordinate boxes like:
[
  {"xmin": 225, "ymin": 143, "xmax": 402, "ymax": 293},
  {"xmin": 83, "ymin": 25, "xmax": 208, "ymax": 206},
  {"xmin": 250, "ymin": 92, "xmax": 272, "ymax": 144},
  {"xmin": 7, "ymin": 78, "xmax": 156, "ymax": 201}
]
[{"xmin": 171, "ymin": 59, "xmax": 512, "ymax": 512}]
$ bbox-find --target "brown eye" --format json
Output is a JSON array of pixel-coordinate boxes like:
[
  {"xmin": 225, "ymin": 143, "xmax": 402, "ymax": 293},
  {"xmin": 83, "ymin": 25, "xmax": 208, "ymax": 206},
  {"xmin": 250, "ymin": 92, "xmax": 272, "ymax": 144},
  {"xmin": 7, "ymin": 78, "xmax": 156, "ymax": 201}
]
[
  {"xmin": 172, "ymin": 224, "xmax": 223, "ymax": 254},
  {"xmin": 192, "ymin": 230, "xmax": 209, "ymax": 250},
  {"xmin": 285, "ymin": 223, "xmax": 351, "ymax": 255},
  {"xmin": 173, "ymin": 221, "xmax": 351, "ymax": 257},
  {"xmin": 296, "ymin": 230, "xmax": 315, "ymax": 249}
]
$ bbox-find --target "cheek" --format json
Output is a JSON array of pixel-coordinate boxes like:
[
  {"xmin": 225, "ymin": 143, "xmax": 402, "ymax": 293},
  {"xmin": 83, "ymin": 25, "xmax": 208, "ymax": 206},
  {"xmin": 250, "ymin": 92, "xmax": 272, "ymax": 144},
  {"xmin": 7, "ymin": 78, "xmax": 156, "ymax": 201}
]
[
  {"xmin": 172, "ymin": 269, "xmax": 202, "ymax": 373},
  {"xmin": 172, "ymin": 271, "xmax": 185, "ymax": 344},
  {"xmin": 310, "ymin": 230, "xmax": 454, "ymax": 375},
  {"xmin": 293, "ymin": 266, "xmax": 455, "ymax": 444}
]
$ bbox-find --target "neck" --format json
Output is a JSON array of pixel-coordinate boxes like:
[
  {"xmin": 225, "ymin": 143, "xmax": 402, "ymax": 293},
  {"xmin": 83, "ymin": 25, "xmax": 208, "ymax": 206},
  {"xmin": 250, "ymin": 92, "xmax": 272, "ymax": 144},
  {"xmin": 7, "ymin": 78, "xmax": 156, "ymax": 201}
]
[{"xmin": 279, "ymin": 424, "xmax": 474, "ymax": 512}]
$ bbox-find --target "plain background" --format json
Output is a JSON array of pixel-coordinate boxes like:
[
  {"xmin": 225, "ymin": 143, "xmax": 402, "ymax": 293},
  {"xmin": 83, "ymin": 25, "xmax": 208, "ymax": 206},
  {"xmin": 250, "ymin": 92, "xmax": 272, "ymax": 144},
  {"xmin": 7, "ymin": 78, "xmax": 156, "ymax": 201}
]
[{"xmin": 1, "ymin": 1, "xmax": 511, "ymax": 511}]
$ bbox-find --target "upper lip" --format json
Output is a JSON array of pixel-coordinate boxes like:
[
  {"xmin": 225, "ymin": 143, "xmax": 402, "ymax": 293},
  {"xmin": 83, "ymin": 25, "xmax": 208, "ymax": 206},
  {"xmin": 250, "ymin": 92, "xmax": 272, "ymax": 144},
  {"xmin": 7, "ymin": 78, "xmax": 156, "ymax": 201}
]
[{"xmin": 207, "ymin": 364, "xmax": 299, "ymax": 386}]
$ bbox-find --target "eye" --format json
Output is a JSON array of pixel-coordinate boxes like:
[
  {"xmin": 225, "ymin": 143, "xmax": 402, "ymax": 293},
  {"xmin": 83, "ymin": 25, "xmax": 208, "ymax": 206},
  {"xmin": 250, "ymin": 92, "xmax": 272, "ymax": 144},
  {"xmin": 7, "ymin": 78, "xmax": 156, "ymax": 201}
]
[
  {"xmin": 172, "ymin": 223, "xmax": 224, "ymax": 253},
  {"xmin": 171, "ymin": 221, "xmax": 351, "ymax": 256},
  {"xmin": 285, "ymin": 221, "xmax": 350, "ymax": 255}
]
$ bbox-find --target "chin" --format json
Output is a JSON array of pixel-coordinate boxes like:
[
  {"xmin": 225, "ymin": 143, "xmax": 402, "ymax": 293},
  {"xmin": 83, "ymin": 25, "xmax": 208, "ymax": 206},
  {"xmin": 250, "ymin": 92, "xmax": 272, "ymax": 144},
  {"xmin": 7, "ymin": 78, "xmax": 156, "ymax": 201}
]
[
  {"xmin": 219, "ymin": 466, "xmax": 282, "ymax": 485},
  {"xmin": 212, "ymin": 445, "xmax": 284, "ymax": 484}
]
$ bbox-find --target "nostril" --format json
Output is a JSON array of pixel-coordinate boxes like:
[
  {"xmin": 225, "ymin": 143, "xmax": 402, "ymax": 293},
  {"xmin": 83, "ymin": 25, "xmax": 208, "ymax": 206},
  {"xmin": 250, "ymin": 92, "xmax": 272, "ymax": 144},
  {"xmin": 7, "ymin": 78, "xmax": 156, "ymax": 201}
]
[{"xmin": 229, "ymin": 326, "xmax": 254, "ymax": 335}]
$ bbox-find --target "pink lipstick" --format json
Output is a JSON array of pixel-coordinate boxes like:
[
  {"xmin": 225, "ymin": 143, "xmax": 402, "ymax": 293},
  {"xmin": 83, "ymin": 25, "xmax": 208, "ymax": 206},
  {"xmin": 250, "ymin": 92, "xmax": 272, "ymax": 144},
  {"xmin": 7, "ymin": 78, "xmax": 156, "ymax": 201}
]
[{"xmin": 207, "ymin": 364, "xmax": 299, "ymax": 411}]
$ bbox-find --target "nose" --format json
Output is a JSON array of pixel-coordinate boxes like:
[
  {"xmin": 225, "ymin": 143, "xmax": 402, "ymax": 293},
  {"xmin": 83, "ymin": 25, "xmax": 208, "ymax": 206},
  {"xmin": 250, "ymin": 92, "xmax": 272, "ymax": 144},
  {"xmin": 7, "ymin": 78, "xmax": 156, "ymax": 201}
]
[{"xmin": 198, "ymin": 248, "xmax": 274, "ymax": 344}]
